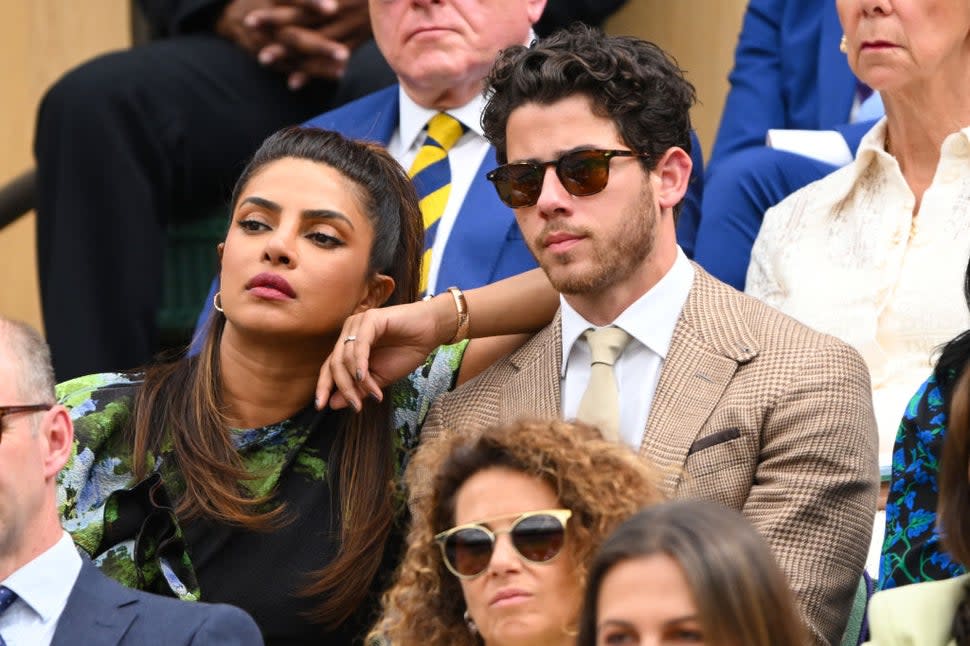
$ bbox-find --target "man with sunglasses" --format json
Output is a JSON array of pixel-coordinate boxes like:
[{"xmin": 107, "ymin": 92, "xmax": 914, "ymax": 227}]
[
  {"xmin": 420, "ymin": 26, "xmax": 878, "ymax": 646},
  {"xmin": 0, "ymin": 317, "xmax": 263, "ymax": 645}
]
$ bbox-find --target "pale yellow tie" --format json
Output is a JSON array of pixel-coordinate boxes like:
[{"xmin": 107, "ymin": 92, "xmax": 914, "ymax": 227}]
[{"xmin": 576, "ymin": 326, "xmax": 632, "ymax": 442}]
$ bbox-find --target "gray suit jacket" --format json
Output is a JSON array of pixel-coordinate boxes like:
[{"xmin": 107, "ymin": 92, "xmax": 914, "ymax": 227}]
[
  {"xmin": 420, "ymin": 265, "xmax": 879, "ymax": 646},
  {"xmin": 51, "ymin": 559, "xmax": 263, "ymax": 646}
]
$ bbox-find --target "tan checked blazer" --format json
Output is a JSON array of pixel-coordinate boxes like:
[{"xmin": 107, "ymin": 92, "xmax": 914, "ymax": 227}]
[{"xmin": 419, "ymin": 266, "xmax": 879, "ymax": 646}]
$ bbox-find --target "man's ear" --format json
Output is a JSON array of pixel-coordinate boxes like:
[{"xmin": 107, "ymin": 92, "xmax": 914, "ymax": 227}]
[
  {"xmin": 42, "ymin": 405, "xmax": 74, "ymax": 480},
  {"xmin": 527, "ymin": 0, "xmax": 548, "ymax": 24},
  {"xmin": 652, "ymin": 147, "xmax": 693, "ymax": 214},
  {"xmin": 217, "ymin": 242, "xmax": 225, "ymax": 262},
  {"xmin": 354, "ymin": 273, "xmax": 396, "ymax": 314}
]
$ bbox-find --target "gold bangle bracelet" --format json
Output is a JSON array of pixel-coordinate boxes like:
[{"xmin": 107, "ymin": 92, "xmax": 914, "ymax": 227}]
[{"xmin": 446, "ymin": 286, "xmax": 469, "ymax": 344}]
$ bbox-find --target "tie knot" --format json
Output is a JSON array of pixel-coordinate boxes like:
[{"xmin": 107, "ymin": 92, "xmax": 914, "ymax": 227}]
[
  {"xmin": 0, "ymin": 586, "xmax": 17, "ymax": 615},
  {"xmin": 426, "ymin": 112, "xmax": 466, "ymax": 152},
  {"xmin": 583, "ymin": 327, "xmax": 631, "ymax": 367}
]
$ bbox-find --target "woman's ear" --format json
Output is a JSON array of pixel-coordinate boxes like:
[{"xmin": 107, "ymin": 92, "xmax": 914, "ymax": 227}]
[
  {"xmin": 355, "ymin": 273, "xmax": 396, "ymax": 313},
  {"xmin": 217, "ymin": 242, "xmax": 225, "ymax": 262}
]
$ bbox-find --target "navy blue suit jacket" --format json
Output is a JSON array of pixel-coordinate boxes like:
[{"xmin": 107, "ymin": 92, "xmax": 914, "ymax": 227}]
[
  {"xmin": 710, "ymin": 0, "xmax": 876, "ymax": 166},
  {"xmin": 306, "ymin": 85, "xmax": 538, "ymax": 294},
  {"xmin": 51, "ymin": 559, "xmax": 263, "ymax": 646}
]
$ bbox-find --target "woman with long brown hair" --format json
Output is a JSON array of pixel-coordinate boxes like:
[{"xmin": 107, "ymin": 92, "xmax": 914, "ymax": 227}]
[
  {"xmin": 578, "ymin": 499, "xmax": 806, "ymax": 646},
  {"xmin": 54, "ymin": 126, "xmax": 556, "ymax": 644}
]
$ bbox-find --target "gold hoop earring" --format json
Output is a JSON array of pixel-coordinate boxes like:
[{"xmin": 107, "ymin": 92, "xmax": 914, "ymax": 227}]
[
  {"xmin": 839, "ymin": 34, "xmax": 848, "ymax": 54},
  {"xmin": 213, "ymin": 291, "xmax": 224, "ymax": 313}
]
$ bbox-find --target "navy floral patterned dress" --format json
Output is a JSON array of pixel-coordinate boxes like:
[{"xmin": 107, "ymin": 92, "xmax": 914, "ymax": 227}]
[
  {"xmin": 56, "ymin": 343, "xmax": 465, "ymax": 644},
  {"xmin": 878, "ymin": 372, "xmax": 966, "ymax": 590}
]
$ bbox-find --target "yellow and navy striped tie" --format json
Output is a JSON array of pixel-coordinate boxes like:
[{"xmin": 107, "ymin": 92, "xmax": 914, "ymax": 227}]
[{"xmin": 408, "ymin": 112, "xmax": 467, "ymax": 295}]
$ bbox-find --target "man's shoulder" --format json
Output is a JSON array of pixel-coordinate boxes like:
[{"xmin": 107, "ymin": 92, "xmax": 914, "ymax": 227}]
[
  {"xmin": 304, "ymin": 85, "xmax": 399, "ymax": 133},
  {"xmin": 427, "ymin": 324, "xmax": 558, "ymax": 421},
  {"xmin": 68, "ymin": 561, "xmax": 262, "ymax": 644},
  {"xmin": 689, "ymin": 267, "xmax": 860, "ymax": 357}
]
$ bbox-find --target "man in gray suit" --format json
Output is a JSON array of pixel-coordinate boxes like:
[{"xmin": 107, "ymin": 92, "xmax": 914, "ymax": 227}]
[
  {"xmin": 417, "ymin": 27, "xmax": 878, "ymax": 646},
  {"xmin": 0, "ymin": 316, "xmax": 262, "ymax": 646}
]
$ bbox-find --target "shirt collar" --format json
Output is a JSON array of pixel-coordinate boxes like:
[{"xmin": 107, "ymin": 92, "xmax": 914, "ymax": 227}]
[
  {"xmin": 560, "ymin": 247, "xmax": 694, "ymax": 377},
  {"xmin": 397, "ymin": 88, "xmax": 487, "ymax": 153},
  {"xmin": 854, "ymin": 117, "xmax": 891, "ymax": 168},
  {"xmin": 2, "ymin": 532, "xmax": 81, "ymax": 622},
  {"xmin": 856, "ymin": 116, "xmax": 970, "ymax": 158}
]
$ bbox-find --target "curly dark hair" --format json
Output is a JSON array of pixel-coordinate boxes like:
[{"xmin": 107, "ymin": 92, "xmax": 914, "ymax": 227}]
[
  {"xmin": 481, "ymin": 24, "xmax": 696, "ymax": 174},
  {"xmin": 371, "ymin": 419, "xmax": 665, "ymax": 645}
]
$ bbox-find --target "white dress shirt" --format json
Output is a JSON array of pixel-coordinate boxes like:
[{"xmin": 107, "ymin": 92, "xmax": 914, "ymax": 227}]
[
  {"xmin": 747, "ymin": 119, "xmax": 970, "ymax": 469},
  {"xmin": 388, "ymin": 89, "xmax": 492, "ymax": 295},
  {"xmin": 0, "ymin": 532, "xmax": 82, "ymax": 646},
  {"xmin": 561, "ymin": 248, "xmax": 694, "ymax": 449}
]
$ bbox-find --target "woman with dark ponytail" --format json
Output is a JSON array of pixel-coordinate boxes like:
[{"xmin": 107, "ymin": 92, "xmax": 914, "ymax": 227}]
[{"xmin": 55, "ymin": 126, "xmax": 555, "ymax": 644}]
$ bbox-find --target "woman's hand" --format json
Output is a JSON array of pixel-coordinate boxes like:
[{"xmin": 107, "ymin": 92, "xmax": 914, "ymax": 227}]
[
  {"xmin": 316, "ymin": 296, "xmax": 457, "ymax": 411},
  {"xmin": 316, "ymin": 269, "xmax": 559, "ymax": 411}
]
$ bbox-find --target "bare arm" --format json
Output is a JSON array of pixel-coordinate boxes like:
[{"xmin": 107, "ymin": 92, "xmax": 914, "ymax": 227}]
[{"xmin": 316, "ymin": 268, "xmax": 557, "ymax": 410}]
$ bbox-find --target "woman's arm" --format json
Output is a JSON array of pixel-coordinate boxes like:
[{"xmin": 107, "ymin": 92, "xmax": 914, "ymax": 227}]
[{"xmin": 316, "ymin": 268, "xmax": 558, "ymax": 410}]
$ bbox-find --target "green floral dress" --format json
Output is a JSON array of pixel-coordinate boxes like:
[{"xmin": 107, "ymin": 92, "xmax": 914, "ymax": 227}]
[{"xmin": 55, "ymin": 343, "xmax": 465, "ymax": 645}]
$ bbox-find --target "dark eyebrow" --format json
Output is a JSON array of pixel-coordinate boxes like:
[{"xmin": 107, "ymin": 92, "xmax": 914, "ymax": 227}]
[
  {"xmin": 302, "ymin": 209, "xmax": 355, "ymax": 230},
  {"xmin": 240, "ymin": 196, "xmax": 281, "ymax": 212},
  {"xmin": 239, "ymin": 197, "xmax": 355, "ymax": 230},
  {"xmin": 664, "ymin": 615, "xmax": 700, "ymax": 626},
  {"xmin": 597, "ymin": 619, "xmax": 636, "ymax": 630}
]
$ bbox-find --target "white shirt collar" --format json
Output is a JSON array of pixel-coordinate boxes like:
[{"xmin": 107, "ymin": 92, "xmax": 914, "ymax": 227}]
[
  {"xmin": 2, "ymin": 532, "xmax": 81, "ymax": 623},
  {"xmin": 560, "ymin": 247, "xmax": 694, "ymax": 377},
  {"xmin": 397, "ymin": 88, "xmax": 487, "ymax": 153},
  {"xmin": 856, "ymin": 116, "xmax": 970, "ymax": 161}
]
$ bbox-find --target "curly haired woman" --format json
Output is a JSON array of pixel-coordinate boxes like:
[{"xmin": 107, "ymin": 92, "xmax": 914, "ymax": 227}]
[{"xmin": 371, "ymin": 418, "xmax": 664, "ymax": 646}]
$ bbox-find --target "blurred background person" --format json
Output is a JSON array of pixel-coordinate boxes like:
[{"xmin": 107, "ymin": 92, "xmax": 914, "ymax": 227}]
[
  {"xmin": 746, "ymin": 0, "xmax": 970, "ymax": 470},
  {"xmin": 686, "ymin": 0, "xmax": 883, "ymax": 286},
  {"xmin": 865, "ymin": 355, "xmax": 970, "ymax": 644},
  {"xmin": 372, "ymin": 418, "xmax": 665, "ymax": 646},
  {"xmin": 577, "ymin": 499, "xmax": 806, "ymax": 646},
  {"xmin": 0, "ymin": 316, "xmax": 263, "ymax": 646},
  {"xmin": 878, "ymin": 257, "xmax": 970, "ymax": 590}
]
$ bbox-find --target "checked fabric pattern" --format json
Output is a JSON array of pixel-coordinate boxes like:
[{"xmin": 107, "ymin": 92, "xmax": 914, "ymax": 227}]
[{"xmin": 408, "ymin": 112, "xmax": 467, "ymax": 295}]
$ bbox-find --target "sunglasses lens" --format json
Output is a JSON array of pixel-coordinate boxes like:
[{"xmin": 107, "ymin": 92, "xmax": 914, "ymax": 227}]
[
  {"xmin": 490, "ymin": 164, "xmax": 543, "ymax": 208},
  {"xmin": 511, "ymin": 514, "xmax": 566, "ymax": 563},
  {"xmin": 558, "ymin": 150, "xmax": 611, "ymax": 196},
  {"xmin": 445, "ymin": 527, "xmax": 493, "ymax": 577}
]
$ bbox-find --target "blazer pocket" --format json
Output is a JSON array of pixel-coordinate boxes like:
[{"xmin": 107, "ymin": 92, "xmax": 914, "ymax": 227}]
[{"xmin": 687, "ymin": 428, "xmax": 741, "ymax": 457}]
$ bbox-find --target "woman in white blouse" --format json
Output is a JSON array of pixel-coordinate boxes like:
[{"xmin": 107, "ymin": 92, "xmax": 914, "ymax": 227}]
[{"xmin": 746, "ymin": 0, "xmax": 970, "ymax": 467}]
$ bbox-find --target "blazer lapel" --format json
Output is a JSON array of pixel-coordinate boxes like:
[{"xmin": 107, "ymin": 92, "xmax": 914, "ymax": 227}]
[
  {"xmin": 640, "ymin": 267, "xmax": 758, "ymax": 494},
  {"xmin": 433, "ymin": 151, "xmax": 521, "ymax": 292},
  {"xmin": 498, "ymin": 312, "xmax": 562, "ymax": 421},
  {"xmin": 52, "ymin": 559, "xmax": 138, "ymax": 646}
]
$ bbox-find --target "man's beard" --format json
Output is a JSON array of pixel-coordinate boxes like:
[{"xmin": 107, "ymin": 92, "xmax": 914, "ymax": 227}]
[{"xmin": 534, "ymin": 182, "xmax": 656, "ymax": 296}]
